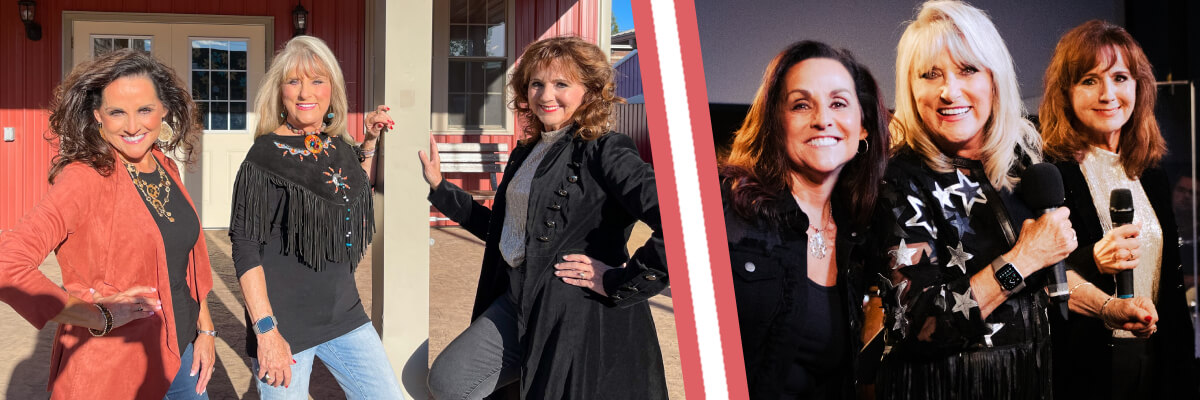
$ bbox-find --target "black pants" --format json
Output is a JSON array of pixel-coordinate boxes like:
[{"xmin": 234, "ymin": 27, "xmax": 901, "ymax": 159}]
[{"xmin": 1110, "ymin": 337, "xmax": 1154, "ymax": 400}]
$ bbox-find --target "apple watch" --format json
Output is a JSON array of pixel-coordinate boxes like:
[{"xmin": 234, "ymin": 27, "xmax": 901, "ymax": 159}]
[
  {"xmin": 991, "ymin": 256, "xmax": 1026, "ymax": 295},
  {"xmin": 253, "ymin": 315, "xmax": 277, "ymax": 335}
]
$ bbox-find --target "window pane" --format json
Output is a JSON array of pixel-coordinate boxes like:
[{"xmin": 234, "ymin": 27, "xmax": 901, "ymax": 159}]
[
  {"xmin": 211, "ymin": 71, "xmax": 229, "ymax": 101},
  {"xmin": 231, "ymin": 49, "xmax": 247, "ymax": 70},
  {"xmin": 466, "ymin": 94, "xmax": 484, "ymax": 127},
  {"xmin": 469, "ymin": 0, "xmax": 486, "ymax": 23},
  {"xmin": 448, "ymin": 94, "xmax": 466, "ymax": 127},
  {"xmin": 192, "ymin": 71, "xmax": 210, "ymax": 100},
  {"xmin": 211, "ymin": 102, "xmax": 229, "ymax": 130},
  {"xmin": 197, "ymin": 102, "xmax": 210, "ymax": 130},
  {"xmin": 450, "ymin": 0, "xmax": 470, "ymax": 23},
  {"xmin": 192, "ymin": 47, "xmax": 210, "ymax": 70},
  {"xmin": 230, "ymin": 72, "xmax": 247, "ymax": 100},
  {"xmin": 484, "ymin": 93, "xmax": 504, "ymax": 128},
  {"xmin": 133, "ymin": 39, "xmax": 149, "ymax": 52},
  {"xmin": 114, "ymin": 38, "xmax": 129, "ymax": 49},
  {"xmin": 211, "ymin": 48, "xmax": 229, "ymax": 70},
  {"xmin": 487, "ymin": 0, "xmax": 505, "ymax": 24},
  {"xmin": 230, "ymin": 102, "xmax": 247, "ymax": 130},
  {"xmin": 449, "ymin": 26, "xmax": 471, "ymax": 56},
  {"xmin": 469, "ymin": 62, "xmax": 486, "ymax": 93},
  {"xmin": 468, "ymin": 26, "xmax": 487, "ymax": 57},
  {"xmin": 484, "ymin": 61, "xmax": 504, "ymax": 94},
  {"xmin": 448, "ymin": 61, "xmax": 466, "ymax": 93},
  {"xmin": 486, "ymin": 24, "xmax": 505, "ymax": 57},
  {"xmin": 93, "ymin": 38, "xmax": 112, "ymax": 57}
]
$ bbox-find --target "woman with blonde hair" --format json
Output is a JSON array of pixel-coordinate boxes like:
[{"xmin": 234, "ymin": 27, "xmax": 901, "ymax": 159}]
[
  {"xmin": 228, "ymin": 35, "xmax": 402, "ymax": 398},
  {"xmin": 1041, "ymin": 20, "xmax": 1198, "ymax": 399},
  {"xmin": 0, "ymin": 48, "xmax": 216, "ymax": 399},
  {"xmin": 422, "ymin": 36, "xmax": 668, "ymax": 399},
  {"xmin": 869, "ymin": 1, "xmax": 1077, "ymax": 398}
]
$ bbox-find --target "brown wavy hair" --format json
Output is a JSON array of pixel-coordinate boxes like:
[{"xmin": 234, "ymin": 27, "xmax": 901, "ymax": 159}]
[
  {"xmin": 47, "ymin": 48, "xmax": 201, "ymax": 183},
  {"xmin": 1040, "ymin": 20, "xmax": 1164, "ymax": 178},
  {"xmin": 509, "ymin": 36, "xmax": 624, "ymax": 143},
  {"xmin": 722, "ymin": 41, "xmax": 891, "ymax": 228}
]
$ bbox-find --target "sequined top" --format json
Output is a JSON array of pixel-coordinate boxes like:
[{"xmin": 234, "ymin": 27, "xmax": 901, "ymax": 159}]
[
  {"xmin": 1078, "ymin": 147, "xmax": 1163, "ymax": 338},
  {"xmin": 500, "ymin": 125, "xmax": 571, "ymax": 267}
]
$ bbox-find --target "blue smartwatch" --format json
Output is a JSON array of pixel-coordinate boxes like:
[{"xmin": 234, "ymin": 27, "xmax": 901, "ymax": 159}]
[{"xmin": 253, "ymin": 315, "xmax": 277, "ymax": 335}]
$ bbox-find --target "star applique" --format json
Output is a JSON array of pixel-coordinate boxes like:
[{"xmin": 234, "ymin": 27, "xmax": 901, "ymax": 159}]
[
  {"xmin": 904, "ymin": 195, "xmax": 937, "ymax": 237},
  {"xmin": 890, "ymin": 279, "xmax": 911, "ymax": 337},
  {"xmin": 951, "ymin": 287, "xmax": 979, "ymax": 319},
  {"xmin": 946, "ymin": 241, "xmax": 974, "ymax": 274},
  {"xmin": 948, "ymin": 170, "xmax": 988, "ymax": 216},
  {"xmin": 983, "ymin": 322, "xmax": 1005, "ymax": 347},
  {"xmin": 930, "ymin": 181, "xmax": 955, "ymax": 213},
  {"xmin": 948, "ymin": 211, "xmax": 975, "ymax": 239},
  {"xmin": 890, "ymin": 239, "xmax": 922, "ymax": 269}
]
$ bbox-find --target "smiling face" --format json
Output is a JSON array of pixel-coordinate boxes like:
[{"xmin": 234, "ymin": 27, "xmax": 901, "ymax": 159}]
[
  {"xmin": 781, "ymin": 58, "xmax": 867, "ymax": 180},
  {"xmin": 910, "ymin": 49, "xmax": 995, "ymax": 157},
  {"xmin": 92, "ymin": 75, "xmax": 168, "ymax": 171},
  {"xmin": 280, "ymin": 65, "xmax": 332, "ymax": 133},
  {"xmin": 1070, "ymin": 49, "xmax": 1136, "ymax": 144},
  {"xmin": 527, "ymin": 60, "xmax": 587, "ymax": 131}
]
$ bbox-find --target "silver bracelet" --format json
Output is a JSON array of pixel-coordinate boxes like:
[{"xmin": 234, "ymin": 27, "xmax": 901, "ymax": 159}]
[
  {"xmin": 1069, "ymin": 281, "xmax": 1095, "ymax": 297},
  {"xmin": 360, "ymin": 146, "xmax": 376, "ymax": 158},
  {"xmin": 1099, "ymin": 296, "xmax": 1118, "ymax": 329},
  {"xmin": 197, "ymin": 329, "xmax": 218, "ymax": 337}
]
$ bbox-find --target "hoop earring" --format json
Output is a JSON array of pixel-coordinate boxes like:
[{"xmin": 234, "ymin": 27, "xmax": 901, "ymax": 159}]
[
  {"xmin": 158, "ymin": 119, "xmax": 176, "ymax": 143},
  {"xmin": 856, "ymin": 139, "xmax": 869, "ymax": 155}
]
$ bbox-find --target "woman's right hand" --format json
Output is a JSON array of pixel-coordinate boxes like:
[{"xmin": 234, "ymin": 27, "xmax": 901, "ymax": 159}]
[
  {"xmin": 417, "ymin": 132, "xmax": 444, "ymax": 190},
  {"xmin": 256, "ymin": 330, "xmax": 294, "ymax": 388},
  {"xmin": 1099, "ymin": 296, "xmax": 1158, "ymax": 337},
  {"xmin": 1008, "ymin": 207, "xmax": 1077, "ymax": 275},
  {"xmin": 1093, "ymin": 224, "xmax": 1142, "ymax": 275},
  {"xmin": 92, "ymin": 286, "xmax": 160, "ymax": 330}
]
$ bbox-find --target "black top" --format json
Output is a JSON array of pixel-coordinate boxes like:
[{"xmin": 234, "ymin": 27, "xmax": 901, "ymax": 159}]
[
  {"xmin": 133, "ymin": 165, "xmax": 200, "ymax": 352},
  {"xmin": 428, "ymin": 130, "xmax": 669, "ymax": 400},
  {"xmin": 721, "ymin": 176, "xmax": 867, "ymax": 400},
  {"xmin": 869, "ymin": 150, "xmax": 1053, "ymax": 399},
  {"xmin": 1050, "ymin": 161, "xmax": 1198, "ymax": 399},
  {"xmin": 229, "ymin": 133, "xmax": 373, "ymax": 355}
]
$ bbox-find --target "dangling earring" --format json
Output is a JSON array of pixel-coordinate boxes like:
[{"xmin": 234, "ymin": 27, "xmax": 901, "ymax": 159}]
[
  {"xmin": 856, "ymin": 139, "xmax": 869, "ymax": 155},
  {"xmin": 325, "ymin": 108, "xmax": 335, "ymax": 122},
  {"xmin": 158, "ymin": 119, "xmax": 176, "ymax": 143},
  {"xmin": 280, "ymin": 111, "xmax": 288, "ymax": 120}
]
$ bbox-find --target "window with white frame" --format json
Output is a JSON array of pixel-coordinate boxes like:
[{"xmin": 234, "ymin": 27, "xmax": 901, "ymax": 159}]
[
  {"xmin": 446, "ymin": 0, "xmax": 507, "ymax": 130},
  {"xmin": 91, "ymin": 35, "xmax": 151, "ymax": 57},
  {"xmin": 190, "ymin": 39, "xmax": 249, "ymax": 131}
]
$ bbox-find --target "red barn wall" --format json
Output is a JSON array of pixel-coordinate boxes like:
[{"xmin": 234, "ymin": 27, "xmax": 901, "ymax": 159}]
[{"xmin": 0, "ymin": 0, "xmax": 364, "ymax": 230}]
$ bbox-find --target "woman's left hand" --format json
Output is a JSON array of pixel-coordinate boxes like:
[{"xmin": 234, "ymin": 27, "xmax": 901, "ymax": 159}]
[
  {"xmin": 364, "ymin": 105, "xmax": 394, "ymax": 141},
  {"xmin": 555, "ymin": 254, "xmax": 616, "ymax": 296},
  {"xmin": 192, "ymin": 333, "xmax": 217, "ymax": 394}
]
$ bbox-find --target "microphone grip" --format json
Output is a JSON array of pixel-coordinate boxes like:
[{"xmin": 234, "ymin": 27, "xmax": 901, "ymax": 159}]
[{"xmin": 1116, "ymin": 270, "xmax": 1134, "ymax": 298}]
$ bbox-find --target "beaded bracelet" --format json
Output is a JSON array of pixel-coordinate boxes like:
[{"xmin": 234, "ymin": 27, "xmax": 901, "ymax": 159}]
[{"xmin": 89, "ymin": 303, "xmax": 113, "ymax": 336}]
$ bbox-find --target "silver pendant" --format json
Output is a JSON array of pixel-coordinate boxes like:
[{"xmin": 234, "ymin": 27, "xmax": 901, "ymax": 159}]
[{"xmin": 808, "ymin": 231, "xmax": 828, "ymax": 259}]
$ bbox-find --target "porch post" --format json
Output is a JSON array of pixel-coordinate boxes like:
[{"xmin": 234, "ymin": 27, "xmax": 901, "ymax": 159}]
[{"xmin": 366, "ymin": 0, "xmax": 433, "ymax": 398}]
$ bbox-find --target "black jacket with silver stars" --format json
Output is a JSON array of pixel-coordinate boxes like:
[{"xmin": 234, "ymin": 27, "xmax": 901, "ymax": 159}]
[
  {"xmin": 428, "ymin": 128, "xmax": 669, "ymax": 400},
  {"xmin": 867, "ymin": 149, "xmax": 1054, "ymax": 400}
]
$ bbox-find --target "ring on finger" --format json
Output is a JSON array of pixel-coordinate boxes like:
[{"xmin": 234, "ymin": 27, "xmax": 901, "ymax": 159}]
[
  {"xmin": 578, "ymin": 272, "xmax": 585, "ymax": 279},
  {"xmin": 263, "ymin": 373, "xmax": 271, "ymax": 382}
]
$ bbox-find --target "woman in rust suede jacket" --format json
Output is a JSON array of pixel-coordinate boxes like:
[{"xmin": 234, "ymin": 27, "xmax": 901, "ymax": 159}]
[{"xmin": 0, "ymin": 49, "xmax": 215, "ymax": 399}]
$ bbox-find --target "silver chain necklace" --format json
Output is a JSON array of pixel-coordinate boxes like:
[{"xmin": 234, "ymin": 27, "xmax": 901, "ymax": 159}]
[{"xmin": 807, "ymin": 206, "xmax": 834, "ymax": 259}]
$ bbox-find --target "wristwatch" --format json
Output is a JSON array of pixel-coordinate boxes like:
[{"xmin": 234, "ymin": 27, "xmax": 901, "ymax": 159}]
[
  {"xmin": 991, "ymin": 256, "xmax": 1026, "ymax": 295},
  {"xmin": 252, "ymin": 315, "xmax": 277, "ymax": 335}
]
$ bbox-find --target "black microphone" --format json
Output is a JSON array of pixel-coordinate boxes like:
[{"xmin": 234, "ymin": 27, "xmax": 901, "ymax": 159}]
[
  {"xmin": 1110, "ymin": 189, "xmax": 1135, "ymax": 299},
  {"xmin": 1019, "ymin": 163, "xmax": 1069, "ymax": 320}
]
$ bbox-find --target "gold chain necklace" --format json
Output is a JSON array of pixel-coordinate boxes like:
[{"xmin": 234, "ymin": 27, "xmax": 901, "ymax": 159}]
[{"xmin": 124, "ymin": 159, "xmax": 175, "ymax": 222}]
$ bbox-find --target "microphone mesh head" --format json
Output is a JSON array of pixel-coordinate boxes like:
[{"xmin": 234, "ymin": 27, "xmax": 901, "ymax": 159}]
[{"xmin": 1018, "ymin": 163, "xmax": 1065, "ymax": 210}]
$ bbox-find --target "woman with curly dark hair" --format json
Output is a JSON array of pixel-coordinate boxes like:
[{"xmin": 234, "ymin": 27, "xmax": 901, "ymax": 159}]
[
  {"xmin": 422, "ymin": 36, "xmax": 668, "ymax": 399},
  {"xmin": 0, "ymin": 48, "xmax": 216, "ymax": 399},
  {"xmin": 720, "ymin": 40, "xmax": 890, "ymax": 399}
]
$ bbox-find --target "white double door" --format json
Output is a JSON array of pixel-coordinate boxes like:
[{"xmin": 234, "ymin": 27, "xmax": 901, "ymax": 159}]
[{"xmin": 71, "ymin": 20, "xmax": 266, "ymax": 228}]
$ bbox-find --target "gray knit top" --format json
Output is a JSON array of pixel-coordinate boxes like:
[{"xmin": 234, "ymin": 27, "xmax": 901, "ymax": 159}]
[{"xmin": 500, "ymin": 125, "xmax": 572, "ymax": 267}]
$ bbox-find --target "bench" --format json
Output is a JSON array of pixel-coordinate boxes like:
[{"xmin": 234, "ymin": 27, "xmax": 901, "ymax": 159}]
[{"xmin": 437, "ymin": 142, "xmax": 510, "ymax": 201}]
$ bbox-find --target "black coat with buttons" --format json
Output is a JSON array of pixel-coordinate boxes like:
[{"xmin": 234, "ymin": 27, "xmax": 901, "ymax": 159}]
[
  {"xmin": 1049, "ymin": 162, "xmax": 1198, "ymax": 399},
  {"xmin": 429, "ymin": 129, "xmax": 669, "ymax": 400},
  {"xmin": 721, "ymin": 178, "xmax": 868, "ymax": 399}
]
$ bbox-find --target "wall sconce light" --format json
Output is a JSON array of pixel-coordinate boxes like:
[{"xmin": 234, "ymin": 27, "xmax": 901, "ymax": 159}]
[
  {"xmin": 18, "ymin": 0, "xmax": 42, "ymax": 41},
  {"xmin": 292, "ymin": 2, "xmax": 309, "ymax": 37}
]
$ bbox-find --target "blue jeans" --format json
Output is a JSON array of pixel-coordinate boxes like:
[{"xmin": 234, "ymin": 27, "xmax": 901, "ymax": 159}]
[
  {"xmin": 164, "ymin": 343, "xmax": 209, "ymax": 400},
  {"xmin": 253, "ymin": 321, "xmax": 405, "ymax": 399}
]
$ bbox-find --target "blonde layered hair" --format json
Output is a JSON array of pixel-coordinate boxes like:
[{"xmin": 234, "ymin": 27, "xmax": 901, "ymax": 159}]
[
  {"xmin": 254, "ymin": 36, "xmax": 351, "ymax": 143},
  {"xmin": 893, "ymin": 0, "xmax": 1041, "ymax": 190}
]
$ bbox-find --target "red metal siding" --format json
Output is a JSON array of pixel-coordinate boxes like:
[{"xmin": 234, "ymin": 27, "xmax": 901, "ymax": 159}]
[{"xmin": 0, "ymin": 0, "xmax": 364, "ymax": 230}]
